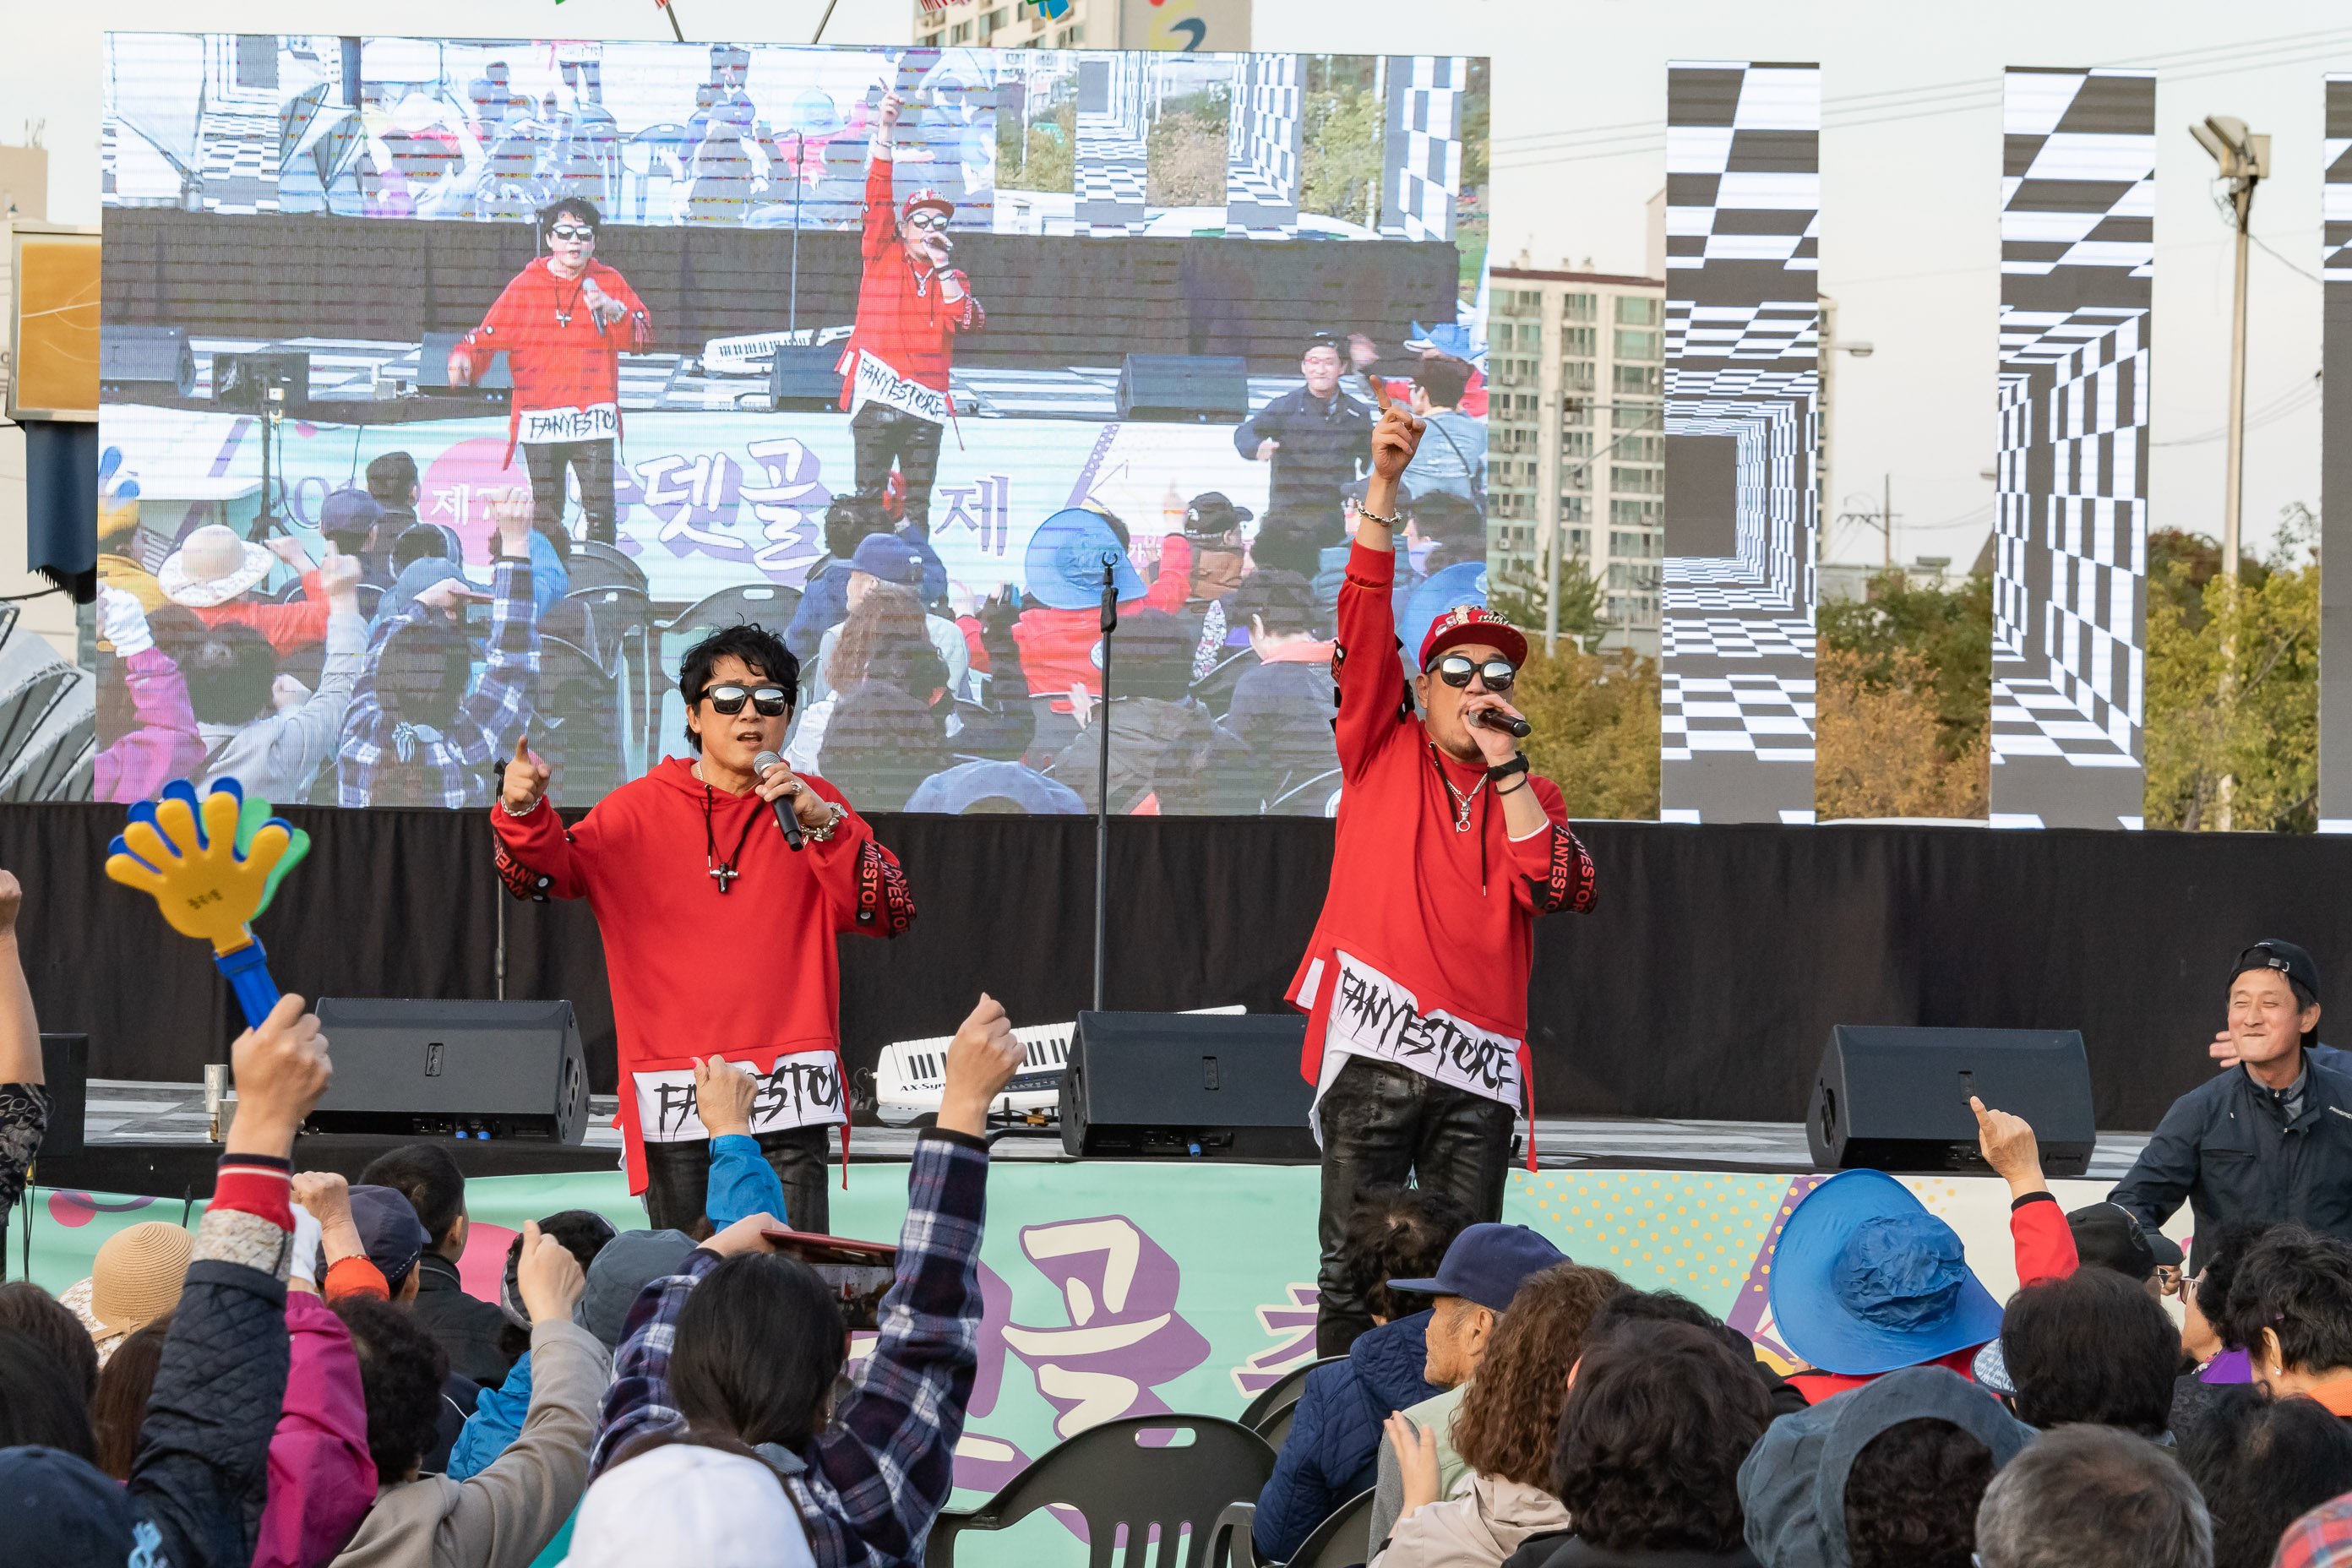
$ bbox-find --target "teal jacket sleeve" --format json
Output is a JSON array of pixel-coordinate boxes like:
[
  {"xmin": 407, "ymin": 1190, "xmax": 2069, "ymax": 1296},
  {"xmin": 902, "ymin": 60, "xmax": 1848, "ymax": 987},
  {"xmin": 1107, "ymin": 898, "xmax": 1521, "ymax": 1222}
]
[{"xmin": 706, "ymin": 1132, "xmax": 789, "ymax": 1229}]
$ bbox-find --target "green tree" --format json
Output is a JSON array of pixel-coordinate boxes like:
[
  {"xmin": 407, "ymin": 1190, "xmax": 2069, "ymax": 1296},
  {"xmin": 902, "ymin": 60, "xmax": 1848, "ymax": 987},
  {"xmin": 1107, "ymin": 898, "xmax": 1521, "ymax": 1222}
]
[
  {"xmin": 1298, "ymin": 84, "xmax": 1384, "ymax": 227},
  {"xmin": 2144, "ymin": 510, "xmax": 2318, "ymax": 833},
  {"xmin": 999, "ymin": 99, "xmax": 1074, "ymax": 195},
  {"xmin": 1816, "ymin": 569, "xmax": 1993, "ymax": 763},
  {"xmin": 1487, "ymin": 557, "xmax": 1657, "ymax": 819},
  {"xmin": 1489, "ymin": 556, "xmax": 1609, "ymax": 652}
]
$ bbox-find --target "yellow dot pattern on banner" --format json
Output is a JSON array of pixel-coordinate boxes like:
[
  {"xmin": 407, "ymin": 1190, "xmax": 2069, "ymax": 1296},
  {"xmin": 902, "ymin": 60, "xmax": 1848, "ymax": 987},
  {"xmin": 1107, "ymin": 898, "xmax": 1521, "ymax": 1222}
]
[{"xmin": 1511, "ymin": 1168, "xmax": 1792, "ymax": 1313}]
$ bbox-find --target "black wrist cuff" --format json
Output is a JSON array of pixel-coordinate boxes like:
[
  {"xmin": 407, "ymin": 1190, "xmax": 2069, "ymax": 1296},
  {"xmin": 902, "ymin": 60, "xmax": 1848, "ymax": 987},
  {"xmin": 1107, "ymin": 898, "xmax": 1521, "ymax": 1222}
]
[
  {"xmin": 2011, "ymin": 1190, "xmax": 2055, "ymax": 1212},
  {"xmin": 1486, "ymin": 754, "xmax": 1529, "ymax": 784}
]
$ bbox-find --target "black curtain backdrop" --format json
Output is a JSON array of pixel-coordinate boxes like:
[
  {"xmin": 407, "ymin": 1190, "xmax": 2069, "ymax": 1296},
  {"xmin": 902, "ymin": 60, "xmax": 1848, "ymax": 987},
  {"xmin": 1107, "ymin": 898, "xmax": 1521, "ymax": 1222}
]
[
  {"xmin": 24, "ymin": 802, "xmax": 2344, "ymax": 1131},
  {"xmin": 101, "ymin": 210, "xmax": 1462, "ymax": 376}
]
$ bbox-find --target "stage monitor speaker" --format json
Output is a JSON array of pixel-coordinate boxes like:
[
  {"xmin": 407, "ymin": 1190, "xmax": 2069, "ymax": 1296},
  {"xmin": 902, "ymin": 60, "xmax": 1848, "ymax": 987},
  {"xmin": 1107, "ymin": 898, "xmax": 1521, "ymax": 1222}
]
[
  {"xmin": 769, "ymin": 345, "xmax": 845, "ymax": 411},
  {"xmin": 1058, "ymin": 1010, "xmax": 1317, "ymax": 1160},
  {"xmin": 1116, "ymin": 354, "xmax": 1250, "ymax": 422},
  {"xmin": 211, "ymin": 349, "xmax": 311, "ymax": 413},
  {"xmin": 1808, "ymin": 1026, "xmax": 2095, "ymax": 1176},
  {"xmin": 98, "ymin": 326, "xmax": 196, "ymax": 400},
  {"xmin": 37, "ymin": 1034, "xmax": 86, "ymax": 1161},
  {"xmin": 307, "ymin": 999, "xmax": 589, "ymax": 1143},
  {"xmin": 416, "ymin": 332, "xmax": 512, "ymax": 395}
]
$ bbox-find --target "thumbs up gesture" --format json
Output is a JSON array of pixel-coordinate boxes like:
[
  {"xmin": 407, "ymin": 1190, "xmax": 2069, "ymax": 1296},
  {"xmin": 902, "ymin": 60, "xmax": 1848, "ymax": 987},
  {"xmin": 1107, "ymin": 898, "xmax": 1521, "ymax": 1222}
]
[{"xmin": 501, "ymin": 733, "xmax": 550, "ymax": 817}]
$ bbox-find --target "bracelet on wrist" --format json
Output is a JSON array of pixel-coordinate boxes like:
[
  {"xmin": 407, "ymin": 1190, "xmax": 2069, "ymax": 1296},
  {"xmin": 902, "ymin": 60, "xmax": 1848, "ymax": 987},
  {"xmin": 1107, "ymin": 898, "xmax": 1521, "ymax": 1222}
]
[
  {"xmin": 1357, "ymin": 508, "xmax": 1403, "ymax": 529},
  {"xmin": 1485, "ymin": 754, "xmax": 1530, "ymax": 784},
  {"xmin": 498, "ymin": 794, "xmax": 541, "ymax": 819}
]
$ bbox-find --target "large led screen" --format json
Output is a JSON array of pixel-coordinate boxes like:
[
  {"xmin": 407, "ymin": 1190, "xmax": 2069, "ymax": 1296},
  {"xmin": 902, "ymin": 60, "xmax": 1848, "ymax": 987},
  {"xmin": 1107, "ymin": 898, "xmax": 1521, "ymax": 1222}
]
[{"xmin": 97, "ymin": 36, "xmax": 1489, "ymax": 815}]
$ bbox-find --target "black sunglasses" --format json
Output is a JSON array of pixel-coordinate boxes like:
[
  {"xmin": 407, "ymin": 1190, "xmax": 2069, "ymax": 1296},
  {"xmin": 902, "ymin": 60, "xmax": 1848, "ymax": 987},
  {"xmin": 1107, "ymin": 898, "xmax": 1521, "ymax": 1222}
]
[
  {"xmin": 700, "ymin": 683, "xmax": 790, "ymax": 717},
  {"xmin": 1431, "ymin": 654, "xmax": 1516, "ymax": 692}
]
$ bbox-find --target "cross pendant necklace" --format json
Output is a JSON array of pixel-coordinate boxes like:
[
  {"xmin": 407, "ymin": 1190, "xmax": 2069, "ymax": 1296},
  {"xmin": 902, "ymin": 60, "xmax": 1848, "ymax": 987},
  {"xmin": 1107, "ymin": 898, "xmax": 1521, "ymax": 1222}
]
[
  {"xmin": 701, "ymin": 776, "xmax": 758, "ymax": 894},
  {"xmin": 710, "ymin": 863, "xmax": 739, "ymax": 893}
]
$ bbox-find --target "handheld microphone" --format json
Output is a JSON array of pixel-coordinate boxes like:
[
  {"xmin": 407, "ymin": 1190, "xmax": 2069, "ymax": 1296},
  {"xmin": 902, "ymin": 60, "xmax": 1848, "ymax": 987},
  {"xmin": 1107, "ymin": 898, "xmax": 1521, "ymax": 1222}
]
[
  {"xmin": 752, "ymin": 751, "xmax": 806, "ymax": 852},
  {"xmin": 1471, "ymin": 709, "xmax": 1533, "ymax": 740}
]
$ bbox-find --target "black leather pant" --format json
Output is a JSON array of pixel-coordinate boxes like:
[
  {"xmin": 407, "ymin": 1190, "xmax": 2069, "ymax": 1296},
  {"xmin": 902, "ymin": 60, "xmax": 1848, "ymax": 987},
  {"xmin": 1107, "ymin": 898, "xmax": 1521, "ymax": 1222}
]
[
  {"xmin": 850, "ymin": 403, "xmax": 944, "ymax": 530},
  {"xmin": 640, "ymin": 1124, "xmax": 832, "ymax": 1236},
  {"xmin": 1315, "ymin": 1055, "xmax": 1514, "ymax": 1355},
  {"xmin": 523, "ymin": 437, "xmax": 617, "ymax": 545}
]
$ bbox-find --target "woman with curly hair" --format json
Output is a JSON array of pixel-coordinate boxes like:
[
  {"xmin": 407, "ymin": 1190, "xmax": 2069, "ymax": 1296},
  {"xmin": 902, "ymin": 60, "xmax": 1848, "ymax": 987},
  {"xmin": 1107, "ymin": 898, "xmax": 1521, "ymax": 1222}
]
[
  {"xmin": 1528, "ymin": 1319, "xmax": 1772, "ymax": 1566},
  {"xmin": 1374, "ymin": 1262, "xmax": 1619, "ymax": 1568}
]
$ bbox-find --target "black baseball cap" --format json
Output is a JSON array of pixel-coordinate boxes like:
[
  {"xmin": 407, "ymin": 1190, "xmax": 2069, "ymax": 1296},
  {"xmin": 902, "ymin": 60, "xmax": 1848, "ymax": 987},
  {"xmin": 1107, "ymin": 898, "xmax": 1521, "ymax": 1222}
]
[
  {"xmin": 2231, "ymin": 939, "xmax": 2319, "ymax": 1003},
  {"xmin": 2065, "ymin": 1202, "xmax": 2182, "ymax": 1283},
  {"xmin": 1388, "ymin": 1222, "xmax": 1568, "ymax": 1314},
  {"xmin": 0, "ymin": 1444, "xmax": 148, "ymax": 1563},
  {"xmin": 1183, "ymin": 492, "xmax": 1252, "ymax": 542}
]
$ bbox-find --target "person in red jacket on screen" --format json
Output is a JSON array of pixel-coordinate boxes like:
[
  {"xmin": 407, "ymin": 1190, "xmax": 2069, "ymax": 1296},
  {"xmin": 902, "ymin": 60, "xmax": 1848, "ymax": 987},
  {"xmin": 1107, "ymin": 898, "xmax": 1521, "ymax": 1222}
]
[
  {"xmin": 1290, "ymin": 406, "xmax": 1599, "ymax": 1355},
  {"xmin": 836, "ymin": 90, "xmax": 983, "ymax": 539},
  {"xmin": 447, "ymin": 198, "xmax": 653, "ymax": 547}
]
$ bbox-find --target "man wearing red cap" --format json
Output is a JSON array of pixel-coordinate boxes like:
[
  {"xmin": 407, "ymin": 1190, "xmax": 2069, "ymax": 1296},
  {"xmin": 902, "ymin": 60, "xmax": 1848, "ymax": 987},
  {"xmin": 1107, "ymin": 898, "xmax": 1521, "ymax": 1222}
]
[
  {"xmin": 1292, "ymin": 406, "xmax": 1598, "ymax": 1354},
  {"xmin": 837, "ymin": 90, "xmax": 983, "ymax": 541}
]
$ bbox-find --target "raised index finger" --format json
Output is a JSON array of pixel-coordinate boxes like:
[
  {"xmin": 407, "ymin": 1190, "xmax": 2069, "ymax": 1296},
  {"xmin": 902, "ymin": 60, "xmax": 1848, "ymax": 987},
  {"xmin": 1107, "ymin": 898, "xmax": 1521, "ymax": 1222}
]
[{"xmin": 1968, "ymin": 1094, "xmax": 1991, "ymax": 1128}]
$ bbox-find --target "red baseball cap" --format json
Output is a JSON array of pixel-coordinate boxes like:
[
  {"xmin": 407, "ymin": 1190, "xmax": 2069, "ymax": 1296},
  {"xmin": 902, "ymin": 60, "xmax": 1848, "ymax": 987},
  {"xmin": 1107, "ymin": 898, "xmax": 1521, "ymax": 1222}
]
[
  {"xmin": 902, "ymin": 188, "xmax": 954, "ymax": 222},
  {"xmin": 1418, "ymin": 603, "xmax": 1527, "ymax": 672}
]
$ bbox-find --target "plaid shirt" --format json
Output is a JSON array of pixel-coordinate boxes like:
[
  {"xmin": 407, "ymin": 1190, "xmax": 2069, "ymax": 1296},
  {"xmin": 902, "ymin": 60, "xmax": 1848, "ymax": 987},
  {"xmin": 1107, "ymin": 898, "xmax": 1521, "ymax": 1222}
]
[
  {"xmin": 591, "ymin": 1130, "xmax": 988, "ymax": 1568},
  {"xmin": 2279, "ymin": 1494, "xmax": 2352, "ymax": 1568},
  {"xmin": 338, "ymin": 558, "xmax": 537, "ymax": 808}
]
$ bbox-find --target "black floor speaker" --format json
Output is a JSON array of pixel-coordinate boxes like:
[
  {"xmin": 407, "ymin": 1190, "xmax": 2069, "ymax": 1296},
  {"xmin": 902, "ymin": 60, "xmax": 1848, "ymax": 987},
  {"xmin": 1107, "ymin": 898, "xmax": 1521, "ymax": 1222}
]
[
  {"xmin": 1059, "ymin": 1010, "xmax": 1317, "ymax": 1160},
  {"xmin": 1808, "ymin": 1025, "xmax": 2096, "ymax": 1176},
  {"xmin": 99, "ymin": 326, "xmax": 197, "ymax": 400},
  {"xmin": 308, "ymin": 999, "xmax": 589, "ymax": 1143},
  {"xmin": 1116, "ymin": 354, "xmax": 1250, "ymax": 422},
  {"xmin": 37, "ymin": 1033, "xmax": 87, "ymax": 1161},
  {"xmin": 770, "ymin": 345, "xmax": 846, "ymax": 411}
]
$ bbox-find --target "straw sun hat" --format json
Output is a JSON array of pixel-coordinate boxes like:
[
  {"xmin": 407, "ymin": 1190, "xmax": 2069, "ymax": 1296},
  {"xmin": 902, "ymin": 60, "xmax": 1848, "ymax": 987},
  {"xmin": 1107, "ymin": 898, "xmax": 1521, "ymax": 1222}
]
[
  {"xmin": 61, "ymin": 1220, "xmax": 193, "ymax": 1364},
  {"xmin": 156, "ymin": 523, "xmax": 274, "ymax": 609}
]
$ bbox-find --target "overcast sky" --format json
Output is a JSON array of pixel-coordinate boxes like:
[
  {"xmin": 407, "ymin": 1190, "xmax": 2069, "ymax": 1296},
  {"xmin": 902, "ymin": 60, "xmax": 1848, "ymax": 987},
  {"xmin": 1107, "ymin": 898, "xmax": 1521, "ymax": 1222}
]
[{"xmin": 13, "ymin": 1, "xmax": 2352, "ymax": 569}]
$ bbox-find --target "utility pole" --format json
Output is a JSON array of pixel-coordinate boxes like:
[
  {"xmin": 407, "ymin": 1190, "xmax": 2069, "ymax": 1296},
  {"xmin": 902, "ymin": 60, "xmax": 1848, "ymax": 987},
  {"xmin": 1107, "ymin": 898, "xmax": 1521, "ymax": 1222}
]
[
  {"xmin": 2191, "ymin": 115, "xmax": 2269, "ymax": 830},
  {"xmin": 1881, "ymin": 472, "xmax": 1893, "ymax": 568},
  {"xmin": 2191, "ymin": 116, "xmax": 2268, "ymax": 580}
]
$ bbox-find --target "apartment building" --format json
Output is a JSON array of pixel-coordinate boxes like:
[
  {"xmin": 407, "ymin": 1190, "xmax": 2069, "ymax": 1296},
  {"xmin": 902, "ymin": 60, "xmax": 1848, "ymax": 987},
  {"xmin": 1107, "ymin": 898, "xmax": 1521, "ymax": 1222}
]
[
  {"xmin": 1486, "ymin": 264, "xmax": 1665, "ymax": 645},
  {"xmin": 918, "ymin": 0, "xmax": 1096, "ymax": 50}
]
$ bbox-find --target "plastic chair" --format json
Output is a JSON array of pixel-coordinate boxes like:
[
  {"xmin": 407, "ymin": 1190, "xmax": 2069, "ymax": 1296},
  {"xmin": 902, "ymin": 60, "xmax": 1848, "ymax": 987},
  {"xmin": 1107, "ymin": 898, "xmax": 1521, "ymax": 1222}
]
[
  {"xmin": 568, "ymin": 584, "xmax": 656, "ymax": 774},
  {"xmin": 657, "ymin": 582, "xmax": 803, "ymax": 643},
  {"xmin": 928, "ymin": 1414, "xmax": 1277, "ymax": 1568},
  {"xmin": 1212, "ymin": 1489, "xmax": 1375, "ymax": 1568},
  {"xmin": 1239, "ymin": 1357, "xmax": 1345, "ymax": 1441},
  {"xmin": 564, "ymin": 545, "xmax": 649, "ymax": 596},
  {"xmin": 538, "ymin": 634, "xmax": 628, "ymax": 803}
]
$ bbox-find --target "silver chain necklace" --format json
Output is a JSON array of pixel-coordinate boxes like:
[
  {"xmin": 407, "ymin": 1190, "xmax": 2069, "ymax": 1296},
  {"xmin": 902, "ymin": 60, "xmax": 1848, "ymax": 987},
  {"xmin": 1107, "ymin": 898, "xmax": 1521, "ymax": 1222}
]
[{"xmin": 1440, "ymin": 765, "xmax": 1487, "ymax": 833}]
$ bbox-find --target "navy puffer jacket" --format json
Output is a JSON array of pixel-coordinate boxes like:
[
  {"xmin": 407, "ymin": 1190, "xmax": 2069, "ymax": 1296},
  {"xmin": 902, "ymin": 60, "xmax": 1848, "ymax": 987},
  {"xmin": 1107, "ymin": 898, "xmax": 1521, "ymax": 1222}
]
[{"xmin": 1251, "ymin": 1310, "xmax": 1442, "ymax": 1561}]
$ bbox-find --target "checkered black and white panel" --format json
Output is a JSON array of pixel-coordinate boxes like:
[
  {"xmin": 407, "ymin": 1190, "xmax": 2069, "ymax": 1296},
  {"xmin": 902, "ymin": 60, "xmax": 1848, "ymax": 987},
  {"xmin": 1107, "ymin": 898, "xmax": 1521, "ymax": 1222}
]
[
  {"xmin": 1225, "ymin": 54, "xmax": 1302, "ymax": 233},
  {"xmin": 1074, "ymin": 52, "xmax": 1149, "ymax": 236},
  {"xmin": 1661, "ymin": 62, "xmax": 1820, "ymax": 824},
  {"xmin": 2322, "ymin": 77, "xmax": 2352, "ymax": 830},
  {"xmin": 1992, "ymin": 68, "xmax": 2153, "ymax": 830},
  {"xmin": 1380, "ymin": 56, "xmax": 1465, "ymax": 242}
]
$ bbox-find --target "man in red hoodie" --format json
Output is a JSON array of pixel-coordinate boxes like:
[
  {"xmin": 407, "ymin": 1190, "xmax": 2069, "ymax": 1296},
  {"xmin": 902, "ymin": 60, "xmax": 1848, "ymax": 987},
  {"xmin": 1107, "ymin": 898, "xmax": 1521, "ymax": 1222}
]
[
  {"xmin": 1293, "ymin": 406, "xmax": 1599, "ymax": 1353},
  {"xmin": 448, "ymin": 197, "xmax": 654, "ymax": 546},
  {"xmin": 490, "ymin": 623, "xmax": 915, "ymax": 1233},
  {"xmin": 837, "ymin": 90, "xmax": 983, "ymax": 538}
]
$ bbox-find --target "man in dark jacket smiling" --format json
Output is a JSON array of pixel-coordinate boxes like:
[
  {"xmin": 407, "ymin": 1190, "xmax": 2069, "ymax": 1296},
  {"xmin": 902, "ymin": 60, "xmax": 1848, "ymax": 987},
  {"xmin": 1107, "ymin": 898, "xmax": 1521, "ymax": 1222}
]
[
  {"xmin": 2111, "ymin": 939, "xmax": 2352, "ymax": 1274},
  {"xmin": 1234, "ymin": 336, "xmax": 1375, "ymax": 525},
  {"xmin": 1253, "ymin": 1222, "xmax": 1565, "ymax": 1560}
]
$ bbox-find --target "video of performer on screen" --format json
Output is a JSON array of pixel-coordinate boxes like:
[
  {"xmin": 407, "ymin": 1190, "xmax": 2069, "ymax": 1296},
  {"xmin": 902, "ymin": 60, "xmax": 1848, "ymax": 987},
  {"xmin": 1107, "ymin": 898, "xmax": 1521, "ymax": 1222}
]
[{"xmin": 96, "ymin": 35, "xmax": 1490, "ymax": 816}]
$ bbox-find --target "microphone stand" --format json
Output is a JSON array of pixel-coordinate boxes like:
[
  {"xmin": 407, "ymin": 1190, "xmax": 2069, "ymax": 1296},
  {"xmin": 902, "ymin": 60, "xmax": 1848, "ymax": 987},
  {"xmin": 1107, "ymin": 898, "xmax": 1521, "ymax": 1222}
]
[{"xmin": 1092, "ymin": 557, "xmax": 1116, "ymax": 1013}]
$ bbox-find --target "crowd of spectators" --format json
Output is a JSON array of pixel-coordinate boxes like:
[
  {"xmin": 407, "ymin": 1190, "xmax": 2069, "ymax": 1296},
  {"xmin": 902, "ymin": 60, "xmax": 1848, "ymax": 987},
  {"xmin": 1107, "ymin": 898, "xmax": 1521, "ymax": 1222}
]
[{"xmin": 21, "ymin": 837, "xmax": 2352, "ymax": 1568}]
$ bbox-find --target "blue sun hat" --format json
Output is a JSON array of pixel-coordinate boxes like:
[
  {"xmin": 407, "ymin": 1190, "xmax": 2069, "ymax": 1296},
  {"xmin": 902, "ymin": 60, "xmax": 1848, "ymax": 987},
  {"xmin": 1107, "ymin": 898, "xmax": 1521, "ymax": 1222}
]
[
  {"xmin": 1767, "ymin": 1168, "xmax": 2005, "ymax": 1376},
  {"xmin": 1022, "ymin": 508, "xmax": 1146, "ymax": 611},
  {"xmin": 1402, "ymin": 562, "xmax": 1489, "ymax": 669}
]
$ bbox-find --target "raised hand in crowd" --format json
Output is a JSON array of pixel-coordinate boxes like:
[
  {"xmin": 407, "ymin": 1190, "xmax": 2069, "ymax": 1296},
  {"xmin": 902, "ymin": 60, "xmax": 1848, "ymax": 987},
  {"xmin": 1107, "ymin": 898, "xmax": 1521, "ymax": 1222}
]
[
  {"xmin": 1369, "ymin": 406, "xmax": 1424, "ymax": 482},
  {"xmin": 226, "ymin": 992, "xmax": 334, "ymax": 1160},
  {"xmin": 292, "ymin": 1168, "xmax": 368, "ymax": 1270},
  {"xmin": 264, "ymin": 534, "xmax": 316, "ymax": 573},
  {"xmin": 318, "ymin": 547, "xmax": 363, "ymax": 612},
  {"xmin": 490, "ymin": 486, "xmax": 535, "ymax": 557},
  {"xmin": 270, "ymin": 673, "xmax": 312, "ymax": 714},
  {"xmin": 693, "ymin": 1054, "xmax": 758, "ymax": 1140},
  {"xmin": 1384, "ymin": 1411, "xmax": 1443, "ymax": 1522},
  {"xmin": 502, "ymin": 732, "xmax": 552, "ymax": 815},
  {"xmin": 97, "ymin": 583, "xmax": 155, "ymax": 657},
  {"xmin": 515, "ymin": 1219, "xmax": 589, "ymax": 1322},
  {"xmin": 936, "ymin": 992, "xmax": 1025, "ymax": 1137},
  {"xmin": 1970, "ymin": 1094, "xmax": 2046, "ymax": 1200},
  {"xmin": 877, "ymin": 90, "xmax": 903, "ymax": 133},
  {"xmin": 702, "ymin": 1209, "xmax": 787, "ymax": 1259}
]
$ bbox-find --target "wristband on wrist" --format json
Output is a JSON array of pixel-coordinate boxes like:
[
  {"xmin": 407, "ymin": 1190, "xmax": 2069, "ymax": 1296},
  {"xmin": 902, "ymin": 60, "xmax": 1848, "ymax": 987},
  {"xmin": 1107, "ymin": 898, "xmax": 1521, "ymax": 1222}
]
[{"xmin": 1486, "ymin": 754, "xmax": 1530, "ymax": 784}]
